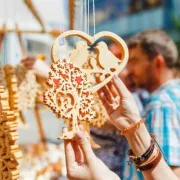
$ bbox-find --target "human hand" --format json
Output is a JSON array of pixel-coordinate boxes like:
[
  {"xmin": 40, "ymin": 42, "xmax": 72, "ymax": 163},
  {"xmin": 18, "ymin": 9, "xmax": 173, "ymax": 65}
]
[
  {"xmin": 64, "ymin": 128, "xmax": 120, "ymax": 180},
  {"xmin": 98, "ymin": 75, "xmax": 141, "ymax": 131},
  {"xmin": 21, "ymin": 56, "xmax": 36, "ymax": 70}
]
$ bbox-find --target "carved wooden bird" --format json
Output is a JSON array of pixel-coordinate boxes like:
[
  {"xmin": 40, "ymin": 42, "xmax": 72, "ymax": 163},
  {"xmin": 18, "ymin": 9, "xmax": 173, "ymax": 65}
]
[
  {"xmin": 69, "ymin": 41, "xmax": 89, "ymax": 67},
  {"xmin": 94, "ymin": 41, "xmax": 121, "ymax": 71}
]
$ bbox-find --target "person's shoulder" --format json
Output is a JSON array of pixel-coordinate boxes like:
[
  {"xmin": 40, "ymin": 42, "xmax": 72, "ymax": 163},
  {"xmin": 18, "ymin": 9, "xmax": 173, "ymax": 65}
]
[{"xmin": 146, "ymin": 82, "xmax": 180, "ymax": 111}]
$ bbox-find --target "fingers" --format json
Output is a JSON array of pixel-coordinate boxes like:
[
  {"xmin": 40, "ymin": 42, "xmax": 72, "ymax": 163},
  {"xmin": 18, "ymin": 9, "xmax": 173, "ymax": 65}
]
[
  {"xmin": 101, "ymin": 86, "xmax": 114, "ymax": 103},
  {"xmin": 72, "ymin": 141, "xmax": 84, "ymax": 163},
  {"xmin": 113, "ymin": 74, "xmax": 131, "ymax": 98},
  {"xmin": 98, "ymin": 90, "xmax": 111, "ymax": 110},
  {"xmin": 63, "ymin": 128, "xmax": 75, "ymax": 168},
  {"xmin": 75, "ymin": 130, "xmax": 95, "ymax": 163},
  {"xmin": 107, "ymin": 81, "xmax": 118, "ymax": 98}
]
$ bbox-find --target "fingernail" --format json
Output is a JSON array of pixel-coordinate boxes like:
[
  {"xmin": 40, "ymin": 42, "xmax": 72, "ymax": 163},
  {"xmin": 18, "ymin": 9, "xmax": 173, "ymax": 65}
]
[
  {"xmin": 75, "ymin": 131, "xmax": 83, "ymax": 141},
  {"xmin": 79, "ymin": 125, "xmax": 84, "ymax": 131},
  {"xmin": 62, "ymin": 127, "xmax": 68, "ymax": 133},
  {"xmin": 114, "ymin": 74, "xmax": 118, "ymax": 79}
]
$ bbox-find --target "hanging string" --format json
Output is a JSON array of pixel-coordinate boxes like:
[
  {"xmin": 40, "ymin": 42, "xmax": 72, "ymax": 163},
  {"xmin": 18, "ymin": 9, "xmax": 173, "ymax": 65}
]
[
  {"xmin": 84, "ymin": 0, "xmax": 87, "ymax": 33},
  {"xmin": 80, "ymin": 0, "xmax": 84, "ymax": 32},
  {"xmin": 59, "ymin": 0, "xmax": 65, "ymax": 46},
  {"xmin": 87, "ymin": 0, "xmax": 90, "ymax": 34},
  {"xmin": 92, "ymin": 0, "xmax": 96, "ymax": 38},
  {"xmin": 58, "ymin": 0, "xmax": 68, "ymax": 59}
]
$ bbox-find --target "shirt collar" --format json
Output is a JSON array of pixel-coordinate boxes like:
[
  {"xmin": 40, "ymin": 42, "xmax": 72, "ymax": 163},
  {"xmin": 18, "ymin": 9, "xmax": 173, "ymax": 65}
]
[{"xmin": 150, "ymin": 78, "xmax": 180, "ymax": 96}]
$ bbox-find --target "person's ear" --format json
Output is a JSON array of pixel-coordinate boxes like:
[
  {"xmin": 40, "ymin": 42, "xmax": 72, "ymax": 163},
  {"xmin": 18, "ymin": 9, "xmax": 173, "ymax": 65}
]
[{"xmin": 154, "ymin": 55, "xmax": 165, "ymax": 69}]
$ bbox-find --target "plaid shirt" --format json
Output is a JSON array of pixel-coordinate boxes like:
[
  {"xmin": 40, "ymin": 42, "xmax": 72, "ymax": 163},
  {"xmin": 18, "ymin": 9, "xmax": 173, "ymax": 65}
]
[{"xmin": 122, "ymin": 79, "xmax": 180, "ymax": 180}]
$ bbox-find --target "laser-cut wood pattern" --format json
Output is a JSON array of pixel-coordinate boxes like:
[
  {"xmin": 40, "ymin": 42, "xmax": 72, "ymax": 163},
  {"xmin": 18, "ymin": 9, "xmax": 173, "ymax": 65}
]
[
  {"xmin": 52, "ymin": 30, "xmax": 129, "ymax": 93},
  {"xmin": 0, "ymin": 86, "xmax": 22, "ymax": 180},
  {"xmin": 44, "ymin": 59, "xmax": 95, "ymax": 139},
  {"xmin": 90, "ymin": 93, "xmax": 108, "ymax": 128}
]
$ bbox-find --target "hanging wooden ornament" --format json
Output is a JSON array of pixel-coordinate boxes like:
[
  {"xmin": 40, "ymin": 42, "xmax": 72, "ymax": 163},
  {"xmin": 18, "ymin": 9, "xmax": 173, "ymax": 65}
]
[
  {"xmin": 35, "ymin": 55, "xmax": 49, "ymax": 104},
  {"xmin": 0, "ymin": 86, "xmax": 22, "ymax": 180},
  {"xmin": 15, "ymin": 64, "xmax": 40, "ymax": 110},
  {"xmin": 44, "ymin": 59, "xmax": 95, "ymax": 139},
  {"xmin": 51, "ymin": 30, "xmax": 129, "ymax": 93},
  {"xmin": 15, "ymin": 26, "xmax": 40, "ymax": 111},
  {"xmin": 90, "ymin": 93, "xmax": 108, "ymax": 128},
  {"xmin": 16, "ymin": 27, "xmax": 47, "ymax": 148}
]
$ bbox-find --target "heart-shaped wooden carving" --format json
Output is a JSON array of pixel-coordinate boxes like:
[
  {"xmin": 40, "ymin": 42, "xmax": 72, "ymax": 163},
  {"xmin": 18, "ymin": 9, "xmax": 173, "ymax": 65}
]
[{"xmin": 52, "ymin": 30, "xmax": 129, "ymax": 93}]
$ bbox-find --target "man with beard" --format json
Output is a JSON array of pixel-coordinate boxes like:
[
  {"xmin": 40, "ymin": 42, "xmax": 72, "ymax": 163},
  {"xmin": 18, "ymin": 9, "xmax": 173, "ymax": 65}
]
[{"xmin": 122, "ymin": 30, "xmax": 180, "ymax": 179}]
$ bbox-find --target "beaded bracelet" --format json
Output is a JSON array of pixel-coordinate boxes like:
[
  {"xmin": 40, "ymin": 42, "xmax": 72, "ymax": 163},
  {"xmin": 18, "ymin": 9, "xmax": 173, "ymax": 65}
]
[{"xmin": 120, "ymin": 118, "xmax": 145, "ymax": 135}]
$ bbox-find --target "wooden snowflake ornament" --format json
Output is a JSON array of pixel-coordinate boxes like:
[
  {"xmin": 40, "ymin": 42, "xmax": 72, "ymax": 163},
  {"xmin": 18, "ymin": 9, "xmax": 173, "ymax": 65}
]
[{"xmin": 44, "ymin": 59, "xmax": 95, "ymax": 139}]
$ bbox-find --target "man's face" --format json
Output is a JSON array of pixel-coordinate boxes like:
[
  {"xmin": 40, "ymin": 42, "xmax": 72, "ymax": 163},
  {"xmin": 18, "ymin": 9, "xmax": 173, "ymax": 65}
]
[{"xmin": 128, "ymin": 45, "xmax": 156, "ymax": 91}]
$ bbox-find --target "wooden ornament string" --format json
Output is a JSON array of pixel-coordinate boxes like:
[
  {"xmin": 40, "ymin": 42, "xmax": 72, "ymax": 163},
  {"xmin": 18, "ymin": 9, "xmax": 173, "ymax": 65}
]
[
  {"xmin": 84, "ymin": 0, "xmax": 87, "ymax": 33},
  {"xmin": 92, "ymin": 0, "xmax": 96, "ymax": 38},
  {"xmin": 87, "ymin": 0, "xmax": 90, "ymax": 35},
  {"xmin": 80, "ymin": 0, "xmax": 83, "ymax": 31}
]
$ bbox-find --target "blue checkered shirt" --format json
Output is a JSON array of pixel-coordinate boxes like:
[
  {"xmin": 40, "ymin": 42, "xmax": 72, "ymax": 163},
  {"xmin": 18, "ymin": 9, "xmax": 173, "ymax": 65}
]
[{"xmin": 122, "ymin": 79, "xmax": 180, "ymax": 180}]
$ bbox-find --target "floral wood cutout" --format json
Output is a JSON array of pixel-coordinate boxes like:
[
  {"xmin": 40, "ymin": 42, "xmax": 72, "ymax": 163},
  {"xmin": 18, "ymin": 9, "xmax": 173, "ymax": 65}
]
[{"xmin": 44, "ymin": 59, "xmax": 95, "ymax": 139}]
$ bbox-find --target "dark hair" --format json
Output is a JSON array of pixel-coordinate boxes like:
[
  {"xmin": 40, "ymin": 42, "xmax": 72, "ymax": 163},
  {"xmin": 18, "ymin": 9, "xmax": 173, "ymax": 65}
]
[{"xmin": 128, "ymin": 30, "xmax": 178, "ymax": 69}]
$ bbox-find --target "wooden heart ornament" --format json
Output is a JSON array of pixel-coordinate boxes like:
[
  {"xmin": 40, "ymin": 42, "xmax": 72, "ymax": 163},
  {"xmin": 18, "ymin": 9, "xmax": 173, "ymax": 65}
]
[{"xmin": 52, "ymin": 30, "xmax": 129, "ymax": 93}]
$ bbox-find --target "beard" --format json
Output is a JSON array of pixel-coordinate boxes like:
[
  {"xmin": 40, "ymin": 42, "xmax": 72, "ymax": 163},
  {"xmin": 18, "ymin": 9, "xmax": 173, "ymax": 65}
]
[{"xmin": 132, "ymin": 72, "xmax": 159, "ymax": 93}]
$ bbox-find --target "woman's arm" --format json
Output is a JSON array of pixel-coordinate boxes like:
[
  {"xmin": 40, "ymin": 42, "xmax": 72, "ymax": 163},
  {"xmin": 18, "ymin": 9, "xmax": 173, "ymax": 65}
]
[
  {"xmin": 64, "ymin": 127, "xmax": 120, "ymax": 180},
  {"xmin": 126, "ymin": 124, "xmax": 178, "ymax": 180},
  {"xmin": 99, "ymin": 75, "xmax": 178, "ymax": 180}
]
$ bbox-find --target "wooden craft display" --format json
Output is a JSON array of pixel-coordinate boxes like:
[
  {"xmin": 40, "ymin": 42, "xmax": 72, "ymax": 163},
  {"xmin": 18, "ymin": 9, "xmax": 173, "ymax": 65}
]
[
  {"xmin": 44, "ymin": 59, "xmax": 95, "ymax": 139},
  {"xmin": 3, "ymin": 65, "xmax": 21, "ymax": 123},
  {"xmin": 90, "ymin": 93, "xmax": 108, "ymax": 128},
  {"xmin": 15, "ymin": 25, "xmax": 40, "ymax": 110},
  {"xmin": 52, "ymin": 30, "xmax": 129, "ymax": 93},
  {"xmin": 0, "ymin": 86, "xmax": 22, "ymax": 180},
  {"xmin": 45, "ymin": 30, "xmax": 129, "ymax": 140},
  {"xmin": 16, "ymin": 28, "xmax": 47, "ymax": 149},
  {"xmin": 15, "ymin": 64, "xmax": 40, "ymax": 110},
  {"xmin": 35, "ymin": 161, "xmax": 62, "ymax": 180}
]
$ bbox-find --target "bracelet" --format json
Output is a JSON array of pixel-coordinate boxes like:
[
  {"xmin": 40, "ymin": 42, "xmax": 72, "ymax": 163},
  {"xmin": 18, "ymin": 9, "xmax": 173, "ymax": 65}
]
[
  {"xmin": 121, "ymin": 119, "xmax": 144, "ymax": 135},
  {"xmin": 136, "ymin": 149, "xmax": 162, "ymax": 171},
  {"xmin": 128, "ymin": 134, "xmax": 155, "ymax": 165}
]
